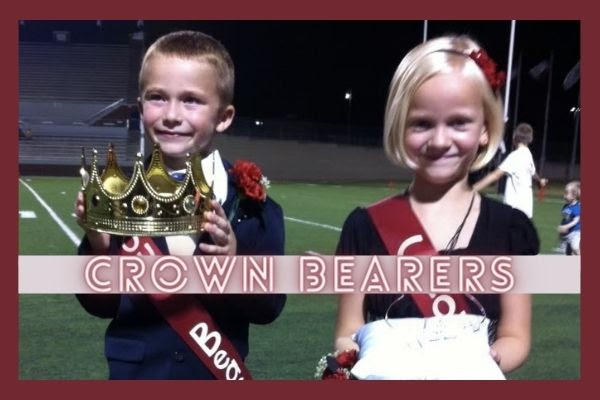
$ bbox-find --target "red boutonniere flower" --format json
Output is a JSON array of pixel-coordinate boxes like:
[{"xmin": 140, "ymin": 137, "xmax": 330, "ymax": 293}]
[
  {"xmin": 469, "ymin": 49, "xmax": 506, "ymax": 93},
  {"xmin": 229, "ymin": 160, "xmax": 270, "ymax": 202},
  {"xmin": 315, "ymin": 349, "xmax": 358, "ymax": 380}
]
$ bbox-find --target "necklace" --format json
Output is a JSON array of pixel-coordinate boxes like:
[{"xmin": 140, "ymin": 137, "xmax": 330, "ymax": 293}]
[{"xmin": 445, "ymin": 193, "xmax": 476, "ymax": 252}]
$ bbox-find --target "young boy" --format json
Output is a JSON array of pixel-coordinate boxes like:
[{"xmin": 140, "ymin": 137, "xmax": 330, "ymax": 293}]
[
  {"xmin": 557, "ymin": 181, "xmax": 581, "ymax": 255},
  {"xmin": 473, "ymin": 122, "xmax": 547, "ymax": 218},
  {"xmin": 74, "ymin": 31, "xmax": 285, "ymax": 379}
]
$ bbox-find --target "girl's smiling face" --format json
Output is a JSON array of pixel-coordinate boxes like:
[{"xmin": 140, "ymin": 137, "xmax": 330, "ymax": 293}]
[{"xmin": 404, "ymin": 71, "xmax": 489, "ymax": 185}]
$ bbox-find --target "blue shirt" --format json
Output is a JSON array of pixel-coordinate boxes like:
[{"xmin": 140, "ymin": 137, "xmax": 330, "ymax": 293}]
[{"xmin": 561, "ymin": 201, "xmax": 581, "ymax": 233}]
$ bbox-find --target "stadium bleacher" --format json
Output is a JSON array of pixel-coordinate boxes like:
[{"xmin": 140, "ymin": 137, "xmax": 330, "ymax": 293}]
[{"xmin": 19, "ymin": 40, "xmax": 140, "ymax": 172}]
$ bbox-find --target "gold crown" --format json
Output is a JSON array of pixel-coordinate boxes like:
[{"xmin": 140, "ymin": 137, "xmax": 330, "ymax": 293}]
[{"xmin": 79, "ymin": 144, "xmax": 213, "ymax": 236}]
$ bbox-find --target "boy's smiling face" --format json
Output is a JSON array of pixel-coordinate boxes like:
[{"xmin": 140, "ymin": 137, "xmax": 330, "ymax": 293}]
[{"xmin": 139, "ymin": 54, "xmax": 234, "ymax": 169}]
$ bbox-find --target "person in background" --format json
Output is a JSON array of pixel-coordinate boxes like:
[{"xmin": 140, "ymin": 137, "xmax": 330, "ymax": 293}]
[
  {"xmin": 473, "ymin": 122, "xmax": 547, "ymax": 218},
  {"xmin": 557, "ymin": 181, "xmax": 581, "ymax": 255}
]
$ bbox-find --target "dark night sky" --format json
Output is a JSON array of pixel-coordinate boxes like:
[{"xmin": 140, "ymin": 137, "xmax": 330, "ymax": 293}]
[{"xmin": 19, "ymin": 20, "xmax": 580, "ymax": 161}]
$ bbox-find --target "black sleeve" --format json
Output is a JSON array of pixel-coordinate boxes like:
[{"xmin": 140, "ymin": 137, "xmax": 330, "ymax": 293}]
[
  {"xmin": 336, "ymin": 207, "xmax": 386, "ymax": 256},
  {"xmin": 222, "ymin": 196, "xmax": 286, "ymax": 324},
  {"xmin": 233, "ymin": 197, "xmax": 285, "ymax": 255},
  {"xmin": 206, "ymin": 294, "xmax": 286, "ymax": 325},
  {"xmin": 251, "ymin": 198, "xmax": 285, "ymax": 255},
  {"xmin": 507, "ymin": 208, "xmax": 540, "ymax": 255},
  {"xmin": 336, "ymin": 207, "xmax": 366, "ymax": 255},
  {"xmin": 77, "ymin": 235, "xmax": 93, "ymax": 255},
  {"xmin": 75, "ymin": 236, "xmax": 121, "ymax": 318},
  {"xmin": 75, "ymin": 294, "xmax": 120, "ymax": 318}
]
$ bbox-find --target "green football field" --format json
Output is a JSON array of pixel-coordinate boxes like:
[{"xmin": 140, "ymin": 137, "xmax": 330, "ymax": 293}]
[{"xmin": 18, "ymin": 176, "xmax": 580, "ymax": 379}]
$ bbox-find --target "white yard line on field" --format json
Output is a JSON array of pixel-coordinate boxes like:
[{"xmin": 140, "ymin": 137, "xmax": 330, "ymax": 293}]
[
  {"xmin": 19, "ymin": 178, "xmax": 80, "ymax": 246},
  {"xmin": 304, "ymin": 250, "xmax": 322, "ymax": 255},
  {"xmin": 284, "ymin": 216, "xmax": 342, "ymax": 232},
  {"xmin": 19, "ymin": 211, "xmax": 37, "ymax": 219},
  {"xmin": 540, "ymin": 198, "xmax": 564, "ymax": 204}
]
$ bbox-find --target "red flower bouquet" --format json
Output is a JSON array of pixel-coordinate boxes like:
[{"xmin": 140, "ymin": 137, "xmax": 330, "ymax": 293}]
[
  {"xmin": 315, "ymin": 349, "xmax": 359, "ymax": 380},
  {"xmin": 229, "ymin": 160, "xmax": 269, "ymax": 202}
]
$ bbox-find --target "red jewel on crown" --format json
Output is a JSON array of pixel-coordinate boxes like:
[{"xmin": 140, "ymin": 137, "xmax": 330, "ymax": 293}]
[{"xmin": 469, "ymin": 49, "xmax": 507, "ymax": 93}]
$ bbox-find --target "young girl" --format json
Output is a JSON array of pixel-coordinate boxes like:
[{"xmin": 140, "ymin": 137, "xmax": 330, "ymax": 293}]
[{"xmin": 334, "ymin": 35, "xmax": 539, "ymax": 377}]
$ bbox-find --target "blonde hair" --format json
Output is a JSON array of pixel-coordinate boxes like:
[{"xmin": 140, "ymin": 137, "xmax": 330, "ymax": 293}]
[
  {"xmin": 139, "ymin": 30, "xmax": 235, "ymax": 105},
  {"xmin": 566, "ymin": 181, "xmax": 581, "ymax": 200},
  {"xmin": 383, "ymin": 35, "xmax": 504, "ymax": 171}
]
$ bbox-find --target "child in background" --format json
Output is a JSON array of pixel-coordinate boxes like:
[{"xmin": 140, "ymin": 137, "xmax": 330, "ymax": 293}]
[
  {"xmin": 473, "ymin": 122, "xmax": 547, "ymax": 219},
  {"xmin": 557, "ymin": 181, "xmax": 581, "ymax": 255}
]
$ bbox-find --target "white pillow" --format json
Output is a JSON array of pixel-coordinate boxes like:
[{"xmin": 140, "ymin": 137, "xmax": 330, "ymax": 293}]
[{"xmin": 351, "ymin": 314, "xmax": 505, "ymax": 380}]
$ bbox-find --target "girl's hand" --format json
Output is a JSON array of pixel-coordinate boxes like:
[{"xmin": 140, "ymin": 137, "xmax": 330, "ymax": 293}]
[
  {"xmin": 558, "ymin": 225, "xmax": 569, "ymax": 234},
  {"xmin": 335, "ymin": 336, "xmax": 360, "ymax": 353},
  {"xmin": 490, "ymin": 348, "xmax": 501, "ymax": 366},
  {"xmin": 74, "ymin": 191, "xmax": 110, "ymax": 254},
  {"xmin": 199, "ymin": 200, "xmax": 237, "ymax": 255}
]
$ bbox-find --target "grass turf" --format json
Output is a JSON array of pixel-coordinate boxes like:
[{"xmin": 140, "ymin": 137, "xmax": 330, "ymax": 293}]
[{"xmin": 18, "ymin": 176, "xmax": 579, "ymax": 379}]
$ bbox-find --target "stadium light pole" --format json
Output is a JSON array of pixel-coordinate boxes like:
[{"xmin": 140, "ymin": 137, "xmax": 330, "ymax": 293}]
[
  {"xmin": 345, "ymin": 90, "xmax": 352, "ymax": 135},
  {"xmin": 501, "ymin": 20, "xmax": 516, "ymax": 156},
  {"xmin": 563, "ymin": 61, "xmax": 580, "ymax": 181},
  {"xmin": 511, "ymin": 51, "xmax": 523, "ymax": 136},
  {"xmin": 539, "ymin": 51, "xmax": 554, "ymax": 177},
  {"xmin": 568, "ymin": 102, "xmax": 580, "ymax": 181},
  {"xmin": 135, "ymin": 22, "xmax": 146, "ymax": 157}
]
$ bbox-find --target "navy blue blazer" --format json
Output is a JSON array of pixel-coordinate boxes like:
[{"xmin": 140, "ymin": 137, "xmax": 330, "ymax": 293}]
[{"xmin": 77, "ymin": 159, "xmax": 286, "ymax": 379}]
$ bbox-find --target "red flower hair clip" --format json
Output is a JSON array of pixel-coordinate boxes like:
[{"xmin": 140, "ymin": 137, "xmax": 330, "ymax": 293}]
[
  {"xmin": 469, "ymin": 49, "xmax": 506, "ymax": 93},
  {"xmin": 229, "ymin": 160, "xmax": 269, "ymax": 202}
]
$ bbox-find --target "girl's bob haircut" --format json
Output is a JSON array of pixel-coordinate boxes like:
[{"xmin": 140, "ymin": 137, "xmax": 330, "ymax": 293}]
[{"xmin": 384, "ymin": 35, "xmax": 505, "ymax": 171}]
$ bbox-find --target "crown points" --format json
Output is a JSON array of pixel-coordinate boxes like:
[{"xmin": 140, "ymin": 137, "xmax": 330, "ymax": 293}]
[
  {"xmin": 106, "ymin": 144, "xmax": 117, "ymax": 165},
  {"xmin": 79, "ymin": 148, "xmax": 90, "ymax": 188},
  {"xmin": 79, "ymin": 144, "xmax": 211, "ymax": 236},
  {"xmin": 91, "ymin": 149, "xmax": 99, "ymax": 170}
]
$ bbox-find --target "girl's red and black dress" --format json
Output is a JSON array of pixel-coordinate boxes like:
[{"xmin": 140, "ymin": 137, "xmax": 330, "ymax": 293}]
[{"xmin": 335, "ymin": 195, "xmax": 539, "ymax": 338}]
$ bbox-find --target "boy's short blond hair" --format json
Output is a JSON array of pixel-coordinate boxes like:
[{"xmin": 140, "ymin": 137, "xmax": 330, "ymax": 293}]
[
  {"xmin": 139, "ymin": 30, "xmax": 235, "ymax": 106},
  {"xmin": 512, "ymin": 123, "xmax": 534, "ymax": 145},
  {"xmin": 383, "ymin": 35, "xmax": 504, "ymax": 171},
  {"xmin": 566, "ymin": 181, "xmax": 581, "ymax": 199}
]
